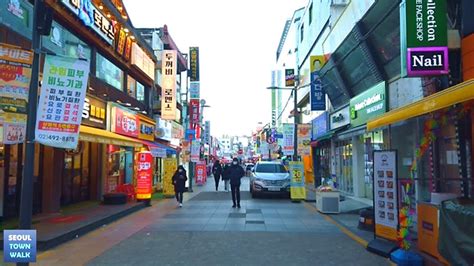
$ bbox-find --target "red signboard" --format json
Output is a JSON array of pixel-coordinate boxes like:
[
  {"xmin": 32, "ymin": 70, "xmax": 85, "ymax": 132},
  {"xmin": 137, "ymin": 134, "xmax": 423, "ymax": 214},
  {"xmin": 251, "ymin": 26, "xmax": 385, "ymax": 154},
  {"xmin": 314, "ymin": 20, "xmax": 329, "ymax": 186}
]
[
  {"xmin": 136, "ymin": 152, "xmax": 153, "ymax": 199},
  {"xmin": 195, "ymin": 161, "xmax": 207, "ymax": 185},
  {"xmin": 189, "ymin": 99, "xmax": 200, "ymax": 125},
  {"xmin": 112, "ymin": 106, "xmax": 139, "ymax": 137}
]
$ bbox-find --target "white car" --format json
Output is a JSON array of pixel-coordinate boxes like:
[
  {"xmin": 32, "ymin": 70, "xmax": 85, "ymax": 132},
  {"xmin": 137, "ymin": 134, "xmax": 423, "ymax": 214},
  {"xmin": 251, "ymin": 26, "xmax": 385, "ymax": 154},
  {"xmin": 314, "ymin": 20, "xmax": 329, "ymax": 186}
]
[{"xmin": 249, "ymin": 161, "xmax": 291, "ymax": 198}]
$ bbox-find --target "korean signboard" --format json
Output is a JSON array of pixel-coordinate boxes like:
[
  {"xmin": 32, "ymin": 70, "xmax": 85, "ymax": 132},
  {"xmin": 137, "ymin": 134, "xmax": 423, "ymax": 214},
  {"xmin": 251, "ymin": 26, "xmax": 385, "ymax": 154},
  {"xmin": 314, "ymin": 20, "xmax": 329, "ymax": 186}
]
[
  {"xmin": 189, "ymin": 82, "xmax": 200, "ymax": 99},
  {"xmin": 0, "ymin": 43, "xmax": 32, "ymax": 145},
  {"xmin": 191, "ymin": 141, "xmax": 200, "ymax": 162},
  {"xmin": 285, "ymin": 69, "xmax": 295, "ymax": 87},
  {"xmin": 0, "ymin": 43, "xmax": 33, "ymax": 114},
  {"xmin": 163, "ymin": 158, "xmax": 177, "ymax": 197},
  {"xmin": 161, "ymin": 50, "xmax": 177, "ymax": 120},
  {"xmin": 135, "ymin": 152, "xmax": 153, "ymax": 200},
  {"xmin": 189, "ymin": 47, "xmax": 200, "ymax": 82},
  {"xmin": 110, "ymin": 104, "xmax": 139, "ymax": 138},
  {"xmin": 189, "ymin": 99, "xmax": 200, "ymax": 125},
  {"xmin": 349, "ymin": 81, "xmax": 386, "ymax": 127},
  {"xmin": 282, "ymin": 123, "xmax": 294, "ymax": 156},
  {"xmin": 150, "ymin": 147, "xmax": 167, "ymax": 158},
  {"xmin": 82, "ymin": 94, "xmax": 106, "ymax": 129},
  {"xmin": 171, "ymin": 121, "xmax": 184, "ymax": 139},
  {"xmin": 311, "ymin": 112, "xmax": 328, "ymax": 141},
  {"xmin": 297, "ymin": 124, "xmax": 311, "ymax": 156},
  {"xmin": 61, "ymin": 0, "xmax": 115, "ymax": 45},
  {"xmin": 138, "ymin": 119, "xmax": 155, "ymax": 141},
  {"xmin": 310, "ymin": 55, "xmax": 326, "ymax": 111},
  {"xmin": 131, "ymin": 43, "xmax": 155, "ymax": 81},
  {"xmin": 195, "ymin": 161, "xmax": 207, "ymax": 185},
  {"xmin": 402, "ymin": 0, "xmax": 448, "ymax": 76},
  {"xmin": 35, "ymin": 55, "xmax": 90, "ymax": 149},
  {"xmin": 373, "ymin": 150, "xmax": 398, "ymax": 241},
  {"xmin": 203, "ymin": 121, "xmax": 210, "ymax": 144}
]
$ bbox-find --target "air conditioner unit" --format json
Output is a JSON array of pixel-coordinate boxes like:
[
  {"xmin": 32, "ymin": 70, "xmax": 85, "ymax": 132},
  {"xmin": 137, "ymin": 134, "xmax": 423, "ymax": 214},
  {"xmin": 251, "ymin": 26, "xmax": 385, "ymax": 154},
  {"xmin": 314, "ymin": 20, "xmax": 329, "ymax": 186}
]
[{"xmin": 331, "ymin": 0, "xmax": 348, "ymax": 6}]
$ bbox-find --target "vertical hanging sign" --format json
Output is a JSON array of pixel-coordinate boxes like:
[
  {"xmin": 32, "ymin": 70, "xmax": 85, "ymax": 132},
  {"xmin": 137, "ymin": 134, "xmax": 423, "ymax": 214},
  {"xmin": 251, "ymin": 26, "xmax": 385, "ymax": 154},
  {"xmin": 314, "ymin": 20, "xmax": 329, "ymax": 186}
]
[
  {"xmin": 189, "ymin": 47, "xmax": 200, "ymax": 82},
  {"xmin": 310, "ymin": 55, "xmax": 326, "ymax": 111},
  {"xmin": 35, "ymin": 55, "xmax": 90, "ymax": 149},
  {"xmin": 161, "ymin": 50, "xmax": 177, "ymax": 120}
]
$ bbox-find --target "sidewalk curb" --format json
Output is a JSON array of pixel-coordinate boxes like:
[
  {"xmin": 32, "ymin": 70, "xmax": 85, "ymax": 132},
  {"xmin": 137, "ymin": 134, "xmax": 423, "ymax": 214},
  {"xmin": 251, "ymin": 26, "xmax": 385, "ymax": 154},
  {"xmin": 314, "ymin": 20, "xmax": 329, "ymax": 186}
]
[{"xmin": 303, "ymin": 202, "xmax": 396, "ymax": 266}]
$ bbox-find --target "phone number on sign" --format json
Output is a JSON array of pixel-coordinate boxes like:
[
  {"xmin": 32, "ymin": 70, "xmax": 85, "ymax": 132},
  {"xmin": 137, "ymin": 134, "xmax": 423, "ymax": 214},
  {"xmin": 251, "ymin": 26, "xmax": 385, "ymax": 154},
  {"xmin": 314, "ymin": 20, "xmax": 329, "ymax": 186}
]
[{"xmin": 37, "ymin": 134, "xmax": 76, "ymax": 142}]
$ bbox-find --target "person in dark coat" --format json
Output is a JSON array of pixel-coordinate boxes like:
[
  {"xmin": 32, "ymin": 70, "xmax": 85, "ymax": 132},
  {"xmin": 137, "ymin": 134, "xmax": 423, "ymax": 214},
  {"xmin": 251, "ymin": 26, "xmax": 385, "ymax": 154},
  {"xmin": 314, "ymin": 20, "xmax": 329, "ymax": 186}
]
[
  {"xmin": 172, "ymin": 165, "xmax": 188, "ymax": 207},
  {"xmin": 225, "ymin": 158, "xmax": 245, "ymax": 208},
  {"xmin": 212, "ymin": 159, "xmax": 223, "ymax": 191},
  {"xmin": 222, "ymin": 163, "xmax": 230, "ymax": 192}
]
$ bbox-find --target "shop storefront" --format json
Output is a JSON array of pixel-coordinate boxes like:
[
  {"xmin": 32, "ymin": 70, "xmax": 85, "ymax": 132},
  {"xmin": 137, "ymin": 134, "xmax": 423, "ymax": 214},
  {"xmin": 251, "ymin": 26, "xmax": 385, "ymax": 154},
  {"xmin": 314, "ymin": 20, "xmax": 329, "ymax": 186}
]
[{"xmin": 310, "ymin": 112, "xmax": 330, "ymax": 188}]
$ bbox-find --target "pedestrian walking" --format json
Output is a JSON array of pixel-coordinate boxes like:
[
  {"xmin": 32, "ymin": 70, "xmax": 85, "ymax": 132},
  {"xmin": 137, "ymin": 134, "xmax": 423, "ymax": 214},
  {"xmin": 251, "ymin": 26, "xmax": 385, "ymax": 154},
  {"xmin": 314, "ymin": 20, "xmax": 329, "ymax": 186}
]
[
  {"xmin": 222, "ymin": 163, "xmax": 230, "ymax": 191},
  {"xmin": 225, "ymin": 158, "xmax": 245, "ymax": 208},
  {"xmin": 172, "ymin": 165, "xmax": 188, "ymax": 207},
  {"xmin": 212, "ymin": 159, "xmax": 223, "ymax": 191}
]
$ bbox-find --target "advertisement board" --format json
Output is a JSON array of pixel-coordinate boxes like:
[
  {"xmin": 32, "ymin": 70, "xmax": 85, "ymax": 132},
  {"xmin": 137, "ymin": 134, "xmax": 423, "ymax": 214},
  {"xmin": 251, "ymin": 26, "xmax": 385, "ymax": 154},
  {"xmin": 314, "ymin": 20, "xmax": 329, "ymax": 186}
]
[
  {"xmin": 373, "ymin": 150, "xmax": 398, "ymax": 241},
  {"xmin": 35, "ymin": 55, "xmax": 90, "ymax": 149},
  {"xmin": 289, "ymin": 161, "xmax": 306, "ymax": 200},
  {"xmin": 297, "ymin": 124, "xmax": 311, "ymax": 156},
  {"xmin": 163, "ymin": 158, "xmax": 177, "ymax": 197},
  {"xmin": 191, "ymin": 141, "xmax": 201, "ymax": 162},
  {"xmin": 110, "ymin": 105, "xmax": 139, "ymax": 138},
  {"xmin": 135, "ymin": 152, "xmax": 153, "ymax": 200},
  {"xmin": 282, "ymin": 123, "xmax": 294, "ymax": 156}
]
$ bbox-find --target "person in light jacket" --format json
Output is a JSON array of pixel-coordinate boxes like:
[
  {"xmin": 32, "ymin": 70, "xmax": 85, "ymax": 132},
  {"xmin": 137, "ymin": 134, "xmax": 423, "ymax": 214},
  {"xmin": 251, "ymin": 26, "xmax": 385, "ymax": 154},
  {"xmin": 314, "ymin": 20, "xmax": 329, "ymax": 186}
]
[{"xmin": 172, "ymin": 165, "xmax": 188, "ymax": 207}]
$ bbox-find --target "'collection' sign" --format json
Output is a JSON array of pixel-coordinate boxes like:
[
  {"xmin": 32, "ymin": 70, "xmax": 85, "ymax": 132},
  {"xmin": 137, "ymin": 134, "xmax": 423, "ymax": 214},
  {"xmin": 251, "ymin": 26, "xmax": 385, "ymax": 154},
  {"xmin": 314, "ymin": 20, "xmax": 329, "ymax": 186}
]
[{"xmin": 403, "ymin": 0, "xmax": 448, "ymax": 76}]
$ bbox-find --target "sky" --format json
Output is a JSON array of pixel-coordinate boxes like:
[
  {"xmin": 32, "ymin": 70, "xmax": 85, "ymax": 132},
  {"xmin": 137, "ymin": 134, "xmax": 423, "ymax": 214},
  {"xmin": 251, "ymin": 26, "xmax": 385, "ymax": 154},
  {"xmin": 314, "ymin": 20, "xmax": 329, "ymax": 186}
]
[{"xmin": 123, "ymin": 0, "xmax": 308, "ymax": 137}]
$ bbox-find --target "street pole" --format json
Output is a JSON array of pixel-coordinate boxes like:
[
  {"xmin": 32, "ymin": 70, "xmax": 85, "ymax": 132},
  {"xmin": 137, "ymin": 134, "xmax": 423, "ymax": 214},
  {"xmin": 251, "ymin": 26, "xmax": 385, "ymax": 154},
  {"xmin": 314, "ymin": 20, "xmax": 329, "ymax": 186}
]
[
  {"xmin": 19, "ymin": 0, "xmax": 40, "ymax": 231},
  {"xmin": 293, "ymin": 86, "xmax": 298, "ymax": 162},
  {"xmin": 18, "ymin": 1, "xmax": 41, "ymax": 265}
]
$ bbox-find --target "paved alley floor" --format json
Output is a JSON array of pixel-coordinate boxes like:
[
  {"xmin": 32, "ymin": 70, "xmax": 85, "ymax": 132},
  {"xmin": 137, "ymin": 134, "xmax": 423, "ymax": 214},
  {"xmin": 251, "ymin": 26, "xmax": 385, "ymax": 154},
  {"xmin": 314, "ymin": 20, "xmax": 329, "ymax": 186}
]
[{"xmin": 25, "ymin": 177, "xmax": 388, "ymax": 266}]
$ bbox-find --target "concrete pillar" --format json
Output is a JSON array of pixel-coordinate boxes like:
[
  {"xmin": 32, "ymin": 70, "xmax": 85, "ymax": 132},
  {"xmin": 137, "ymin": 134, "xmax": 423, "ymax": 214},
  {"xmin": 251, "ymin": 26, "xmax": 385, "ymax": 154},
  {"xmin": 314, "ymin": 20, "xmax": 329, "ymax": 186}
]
[{"xmin": 352, "ymin": 136, "xmax": 365, "ymax": 197}]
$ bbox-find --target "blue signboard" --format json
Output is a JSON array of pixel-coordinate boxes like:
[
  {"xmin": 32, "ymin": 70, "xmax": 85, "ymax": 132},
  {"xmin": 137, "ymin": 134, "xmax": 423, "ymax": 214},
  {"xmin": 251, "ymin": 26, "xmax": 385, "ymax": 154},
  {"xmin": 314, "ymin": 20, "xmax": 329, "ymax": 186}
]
[
  {"xmin": 186, "ymin": 129, "xmax": 196, "ymax": 140},
  {"xmin": 310, "ymin": 71, "xmax": 326, "ymax": 111},
  {"xmin": 311, "ymin": 112, "xmax": 328, "ymax": 141}
]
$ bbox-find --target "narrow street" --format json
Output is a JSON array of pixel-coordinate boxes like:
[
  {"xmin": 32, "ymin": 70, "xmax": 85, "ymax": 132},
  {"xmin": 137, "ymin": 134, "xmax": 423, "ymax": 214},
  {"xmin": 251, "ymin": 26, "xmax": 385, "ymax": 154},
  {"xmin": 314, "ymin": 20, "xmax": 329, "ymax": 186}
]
[{"xmin": 33, "ymin": 178, "xmax": 388, "ymax": 266}]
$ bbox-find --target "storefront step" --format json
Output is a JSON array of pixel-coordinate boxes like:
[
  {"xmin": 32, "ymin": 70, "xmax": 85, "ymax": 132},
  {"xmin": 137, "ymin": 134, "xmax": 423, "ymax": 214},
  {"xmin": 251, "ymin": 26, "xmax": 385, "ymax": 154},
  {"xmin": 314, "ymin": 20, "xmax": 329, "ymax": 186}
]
[{"xmin": 0, "ymin": 202, "xmax": 147, "ymax": 251}]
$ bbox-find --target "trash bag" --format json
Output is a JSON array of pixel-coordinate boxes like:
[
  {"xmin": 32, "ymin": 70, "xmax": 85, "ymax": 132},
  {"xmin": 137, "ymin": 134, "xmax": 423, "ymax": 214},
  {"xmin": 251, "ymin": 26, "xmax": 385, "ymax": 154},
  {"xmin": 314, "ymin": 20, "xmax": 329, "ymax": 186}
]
[{"xmin": 438, "ymin": 199, "xmax": 474, "ymax": 265}]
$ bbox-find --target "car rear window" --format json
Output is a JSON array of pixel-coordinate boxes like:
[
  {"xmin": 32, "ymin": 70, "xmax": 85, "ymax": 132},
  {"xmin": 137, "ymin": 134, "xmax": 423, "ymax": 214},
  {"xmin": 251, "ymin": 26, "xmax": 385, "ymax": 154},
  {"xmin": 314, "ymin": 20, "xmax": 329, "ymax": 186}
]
[{"xmin": 255, "ymin": 164, "xmax": 287, "ymax": 173}]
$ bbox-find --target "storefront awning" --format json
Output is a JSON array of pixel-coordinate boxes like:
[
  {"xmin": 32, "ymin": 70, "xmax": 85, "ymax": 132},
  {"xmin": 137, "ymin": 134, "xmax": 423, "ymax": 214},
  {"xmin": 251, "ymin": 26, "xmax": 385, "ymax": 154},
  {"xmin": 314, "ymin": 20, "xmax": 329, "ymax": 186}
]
[
  {"xmin": 137, "ymin": 139, "xmax": 177, "ymax": 154},
  {"xmin": 367, "ymin": 79, "xmax": 474, "ymax": 131},
  {"xmin": 79, "ymin": 125, "xmax": 143, "ymax": 148},
  {"xmin": 310, "ymin": 131, "xmax": 335, "ymax": 147}
]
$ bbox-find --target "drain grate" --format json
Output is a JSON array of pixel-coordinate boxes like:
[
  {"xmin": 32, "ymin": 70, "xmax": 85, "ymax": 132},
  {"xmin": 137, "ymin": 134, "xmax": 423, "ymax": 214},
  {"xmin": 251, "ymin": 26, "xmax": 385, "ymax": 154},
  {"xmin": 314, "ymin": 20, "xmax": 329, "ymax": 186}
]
[
  {"xmin": 245, "ymin": 220, "xmax": 265, "ymax": 224},
  {"xmin": 246, "ymin": 209, "xmax": 262, "ymax": 214},
  {"xmin": 228, "ymin": 213, "xmax": 246, "ymax": 218}
]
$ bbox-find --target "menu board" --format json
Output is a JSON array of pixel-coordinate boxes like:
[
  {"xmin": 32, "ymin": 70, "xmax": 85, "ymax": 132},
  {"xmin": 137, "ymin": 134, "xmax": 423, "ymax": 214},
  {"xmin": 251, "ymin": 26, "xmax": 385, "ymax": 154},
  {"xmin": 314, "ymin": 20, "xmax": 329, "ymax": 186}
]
[{"xmin": 373, "ymin": 150, "xmax": 398, "ymax": 241}]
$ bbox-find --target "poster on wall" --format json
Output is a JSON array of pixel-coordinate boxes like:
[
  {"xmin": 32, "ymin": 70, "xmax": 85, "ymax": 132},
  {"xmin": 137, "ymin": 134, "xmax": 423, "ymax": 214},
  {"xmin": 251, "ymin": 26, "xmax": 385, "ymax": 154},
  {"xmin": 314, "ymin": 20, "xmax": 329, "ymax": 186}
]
[
  {"xmin": 297, "ymin": 124, "xmax": 311, "ymax": 156},
  {"xmin": 35, "ymin": 55, "xmax": 90, "ymax": 149},
  {"xmin": 135, "ymin": 152, "xmax": 153, "ymax": 200},
  {"xmin": 373, "ymin": 150, "xmax": 398, "ymax": 241},
  {"xmin": 163, "ymin": 158, "xmax": 177, "ymax": 197},
  {"xmin": 289, "ymin": 161, "xmax": 306, "ymax": 200}
]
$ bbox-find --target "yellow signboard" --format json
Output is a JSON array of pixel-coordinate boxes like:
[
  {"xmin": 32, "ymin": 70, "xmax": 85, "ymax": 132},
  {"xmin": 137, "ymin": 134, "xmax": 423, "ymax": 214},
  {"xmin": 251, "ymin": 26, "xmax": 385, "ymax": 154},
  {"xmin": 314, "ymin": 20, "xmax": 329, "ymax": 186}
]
[
  {"xmin": 289, "ymin": 161, "xmax": 306, "ymax": 200},
  {"xmin": 163, "ymin": 158, "xmax": 177, "ymax": 197}
]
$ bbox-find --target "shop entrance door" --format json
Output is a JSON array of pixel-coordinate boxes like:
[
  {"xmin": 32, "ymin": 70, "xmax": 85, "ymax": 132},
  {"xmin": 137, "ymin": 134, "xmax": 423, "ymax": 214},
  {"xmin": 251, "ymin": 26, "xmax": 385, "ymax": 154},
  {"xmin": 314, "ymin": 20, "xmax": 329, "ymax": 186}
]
[
  {"xmin": 62, "ymin": 142, "xmax": 91, "ymax": 205},
  {"xmin": 335, "ymin": 140, "xmax": 353, "ymax": 194}
]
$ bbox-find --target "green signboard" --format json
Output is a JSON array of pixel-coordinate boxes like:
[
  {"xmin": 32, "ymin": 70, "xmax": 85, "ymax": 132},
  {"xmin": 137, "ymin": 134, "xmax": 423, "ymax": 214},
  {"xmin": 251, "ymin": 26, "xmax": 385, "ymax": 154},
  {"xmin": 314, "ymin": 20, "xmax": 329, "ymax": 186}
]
[
  {"xmin": 405, "ymin": 0, "xmax": 447, "ymax": 48},
  {"xmin": 350, "ymin": 81, "xmax": 386, "ymax": 127}
]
